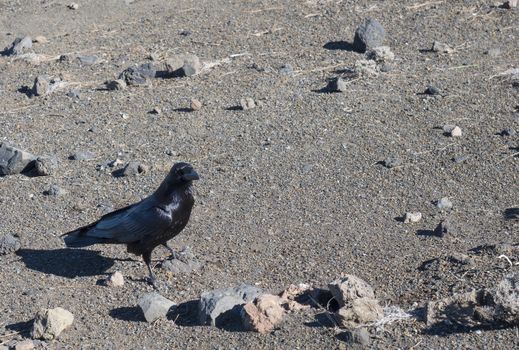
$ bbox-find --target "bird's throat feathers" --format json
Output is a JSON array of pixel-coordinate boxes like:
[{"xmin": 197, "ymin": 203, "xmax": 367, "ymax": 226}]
[{"xmin": 154, "ymin": 179, "xmax": 193, "ymax": 203}]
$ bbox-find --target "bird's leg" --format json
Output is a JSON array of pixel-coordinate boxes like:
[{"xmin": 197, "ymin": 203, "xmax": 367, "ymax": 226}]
[
  {"xmin": 142, "ymin": 252, "xmax": 158, "ymax": 289},
  {"xmin": 162, "ymin": 243, "xmax": 179, "ymax": 260}
]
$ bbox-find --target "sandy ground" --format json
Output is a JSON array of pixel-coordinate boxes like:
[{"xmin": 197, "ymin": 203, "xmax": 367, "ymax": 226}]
[{"xmin": 0, "ymin": 0, "xmax": 518, "ymax": 349}]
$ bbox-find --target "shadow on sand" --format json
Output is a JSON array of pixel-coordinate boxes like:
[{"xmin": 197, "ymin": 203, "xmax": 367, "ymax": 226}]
[{"xmin": 17, "ymin": 248, "xmax": 114, "ymax": 278}]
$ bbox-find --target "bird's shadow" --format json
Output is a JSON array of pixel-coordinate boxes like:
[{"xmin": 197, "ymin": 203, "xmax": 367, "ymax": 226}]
[
  {"xmin": 109, "ymin": 306, "xmax": 146, "ymax": 322},
  {"xmin": 17, "ymin": 85, "xmax": 34, "ymax": 98},
  {"xmin": 108, "ymin": 298, "xmax": 248, "ymax": 332},
  {"xmin": 504, "ymin": 208, "xmax": 519, "ymax": 220},
  {"xmin": 323, "ymin": 41, "xmax": 358, "ymax": 52},
  {"xmin": 5, "ymin": 319, "xmax": 33, "ymax": 337},
  {"xmin": 416, "ymin": 229, "xmax": 436, "ymax": 237},
  {"xmin": 17, "ymin": 248, "xmax": 114, "ymax": 278}
]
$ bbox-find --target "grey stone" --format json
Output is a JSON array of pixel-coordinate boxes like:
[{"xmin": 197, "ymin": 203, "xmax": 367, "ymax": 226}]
[
  {"xmin": 121, "ymin": 161, "xmax": 148, "ymax": 176},
  {"xmin": 341, "ymin": 327, "xmax": 371, "ymax": 346},
  {"xmin": 443, "ymin": 125, "xmax": 462, "ymax": 137},
  {"xmin": 434, "ymin": 219, "xmax": 454, "ymax": 238},
  {"xmin": 32, "ymin": 76, "xmax": 64, "ymax": 96},
  {"xmin": 436, "ymin": 197, "xmax": 452, "ymax": 210},
  {"xmin": 354, "ymin": 59, "xmax": 379, "ymax": 76},
  {"xmin": 279, "ymin": 64, "xmax": 293, "ymax": 75},
  {"xmin": 431, "ymin": 41, "xmax": 453, "ymax": 54},
  {"xmin": 182, "ymin": 56, "xmax": 201, "ymax": 76},
  {"xmin": 66, "ymin": 90, "xmax": 80, "ymax": 99},
  {"xmin": 403, "ymin": 212, "xmax": 422, "ymax": 223},
  {"xmin": 43, "ymin": 184, "xmax": 65, "ymax": 196},
  {"xmin": 493, "ymin": 272, "xmax": 519, "ymax": 323},
  {"xmin": 119, "ymin": 63, "xmax": 156, "ymax": 86},
  {"xmin": 328, "ymin": 77, "xmax": 347, "ymax": 92},
  {"xmin": 104, "ymin": 271, "xmax": 124, "ymax": 287},
  {"xmin": 161, "ymin": 246, "xmax": 202, "ymax": 274},
  {"xmin": 448, "ymin": 253, "xmax": 473, "ymax": 266},
  {"xmin": 198, "ymin": 284, "xmax": 262, "ymax": 326},
  {"xmin": 70, "ymin": 151, "xmax": 96, "ymax": 161},
  {"xmin": 106, "ymin": 79, "xmax": 127, "ymax": 90},
  {"xmin": 366, "ymin": 46, "xmax": 394, "ymax": 62},
  {"xmin": 190, "ymin": 98, "xmax": 202, "ymax": 111},
  {"xmin": 240, "ymin": 98, "xmax": 256, "ymax": 110},
  {"xmin": 0, "ymin": 143, "xmax": 36, "ymax": 175},
  {"xmin": 31, "ymin": 307, "xmax": 74, "ymax": 340},
  {"xmin": 453, "ymin": 155, "xmax": 469, "ymax": 163},
  {"xmin": 14, "ymin": 340, "xmax": 34, "ymax": 350},
  {"xmin": 0, "ymin": 234, "xmax": 21, "ymax": 255},
  {"xmin": 382, "ymin": 157, "xmax": 401, "ymax": 169},
  {"xmin": 77, "ymin": 55, "xmax": 98, "ymax": 64},
  {"xmin": 33, "ymin": 156, "xmax": 57, "ymax": 176},
  {"xmin": 3, "ymin": 36, "xmax": 32, "ymax": 56},
  {"xmin": 485, "ymin": 48, "xmax": 501, "ymax": 57},
  {"xmin": 138, "ymin": 292, "xmax": 175, "ymax": 323},
  {"xmin": 425, "ymin": 85, "xmax": 441, "ymax": 96},
  {"xmin": 333, "ymin": 298, "xmax": 384, "ymax": 328},
  {"xmin": 329, "ymin": 275, "xmax": 375, "ymax": 308},
  {"xmin": 501, "ymin": 128, "xmax": 516, "ymax": 136},
  {"xmin": 164, "ymin": 54, "xmax": 201, "ymax": 77},
  {"xmin": 353, "ymin": 19, "xmax": 385, "ymax": 53}
]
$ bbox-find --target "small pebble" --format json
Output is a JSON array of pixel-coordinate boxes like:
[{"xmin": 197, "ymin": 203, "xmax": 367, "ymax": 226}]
[
  {"xmin": 104, "ymin": 271, "xmax": 124, "ymax": 287},
  {"xmin": 425, "ymin": 85, "xmax": 441, "ymax": 96},
  {"xmin": 279, "ymin": 64, "xmax": 293, "ymax": 75},
  {"xmin": 502, "ymin": 0, "xmax": 517, "ymax": 8},
  {"xmin": 69, "ymin": 151, "xmax": 96, "ymax": 161},
  {"xmin": 0, "ymin": 234, "xmax": 21, "ymax": 255},
  {"xmin": 190, "ymin": 98, "xmax": 202, "ymax": 111},
  {"xmin": 66, "ymin": 90, "xmax": 80, "ymax": 99},
  {"xmin": 452, "ymin": 155, "xmax": 469, "ymax": 163},
  {"xmin": 180, "ymin": 30, "xmax": 192, "ymax": 36},
  {"xmin": 33, "ymin": 36, "xmax": 48, "ymax": 44},
  {"xmin": 366, "ymin": 46, "xmax": 394, "ymax": 62},
  {"xmin": 436, "ymin": 197, "xmax": 453, "ymax": 210},
  {"xmin": 403, "ymin": 212, "xmax": 422, "ymax": 223},
  {"xmin": 485, "ymin": 48, "xmax": 501, "ymax": 57},
  {"xmin": 68, "ymin": 3, "xmax": 79, "ymax": 10},
  {"xmin": 121, "ymin": 161, "xmax": 148, "ymax": 176},
  {"xmin": 106, "ymin": 79, "xmax": 127, "ymax": 91},
  {"xmin": 434, "ymin": 219, "xmax": 454, "ymax": 238},
  {"xmin": 240, "ymin": 98, "xmax": 256, "ymax": 110},
  {"xmin": 443, "ymin": 125, "xmax": 462, "ymax": 137},
  {"xmin": 431, "ymin": 41, "xmax": 453, "ymax": 54},
  {"xmin": 43, "ymin": 184, "xmax": 65, "ymax": 196},
  {"xmin": 14, "ymin": 340, "xmax": 34, "ymax": 350},
  {"xmin": 33, "ymin": 157, "xmax": 57, "ymax": 176},
  {"xmin": 383, "ymin": 157, "xmax": 401, "ymax": 169},
  {"xmin": 501, "ymin": 128, "xmax": 516, "ymax": 136},
  {"xmin": 327, "ymin": 77, "xmax": 347, "ymax": 92},
  {"xmin": 150, "ymin": 107, "xmax": 161, "ymax": 115},
  {"xmin": 77, "ymin": 55, "xmax": 98, "ymax": 65}
]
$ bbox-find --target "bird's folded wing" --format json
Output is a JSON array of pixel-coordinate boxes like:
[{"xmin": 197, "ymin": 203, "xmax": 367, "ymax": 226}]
[{"xmin": 87, "ymin": 203, "xmax": 172, "ymax": 243}]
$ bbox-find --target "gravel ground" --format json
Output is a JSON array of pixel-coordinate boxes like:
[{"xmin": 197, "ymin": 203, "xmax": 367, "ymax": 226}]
[{"xmin": 0, "ymin": 0, "xmax": 518, "ymax": 349}]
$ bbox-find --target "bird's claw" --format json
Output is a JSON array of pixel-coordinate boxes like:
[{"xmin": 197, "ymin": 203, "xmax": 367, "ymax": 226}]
[{"xmin": 146, "ymin": 276, "xmax": 159, "ymax": 290}]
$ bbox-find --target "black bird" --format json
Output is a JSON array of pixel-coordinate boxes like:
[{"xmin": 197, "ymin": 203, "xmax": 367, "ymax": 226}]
[{"xmin": 63, "ymin": 162, "xmax": 199, "ymax": 286}]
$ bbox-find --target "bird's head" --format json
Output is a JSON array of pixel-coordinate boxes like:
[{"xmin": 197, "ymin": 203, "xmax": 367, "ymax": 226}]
[{"xmin": 166, "ymin": 162, "xmax": 200, "ymax": 185}]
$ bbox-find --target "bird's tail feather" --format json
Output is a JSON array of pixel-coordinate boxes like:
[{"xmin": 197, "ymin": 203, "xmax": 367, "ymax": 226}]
[{"xmin": 62, "ymin": 226, "xmax": 110, "ymax": 248}]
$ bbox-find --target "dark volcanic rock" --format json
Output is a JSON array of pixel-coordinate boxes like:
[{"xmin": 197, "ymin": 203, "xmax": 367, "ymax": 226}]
[
  {"xmin": 0, "ymin": 143, "xmax": 36, "ymax": 175},
  {"xmin": 353, "ymin": 19, "xmax": 385, "ymax": 53}
]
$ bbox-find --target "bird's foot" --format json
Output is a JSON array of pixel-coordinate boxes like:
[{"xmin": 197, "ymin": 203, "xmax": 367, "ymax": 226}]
[{"xmin": 146, "ymin": 275, "xmax": 159, "ymax": 290}]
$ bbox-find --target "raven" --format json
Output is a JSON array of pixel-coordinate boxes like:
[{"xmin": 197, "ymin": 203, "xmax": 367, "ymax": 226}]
[{"xmin": 63, "ymin": 162, "xmax": 199, "ymax": 287}]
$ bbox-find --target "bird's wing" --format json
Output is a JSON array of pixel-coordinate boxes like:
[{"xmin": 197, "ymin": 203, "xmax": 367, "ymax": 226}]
[{"xmin": 86, "ymin": 200, "xmax": 173, "ymax": 243}]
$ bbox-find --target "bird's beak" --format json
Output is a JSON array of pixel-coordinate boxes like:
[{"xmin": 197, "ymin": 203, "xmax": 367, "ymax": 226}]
[{"xmin": 182, "ymin": 169, "xmax": 200, "ymax": 181}]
